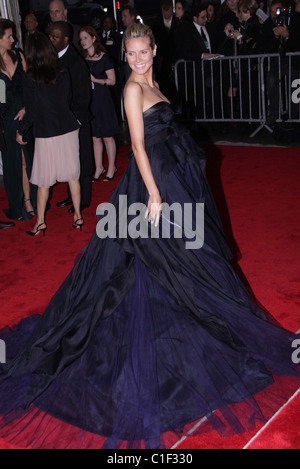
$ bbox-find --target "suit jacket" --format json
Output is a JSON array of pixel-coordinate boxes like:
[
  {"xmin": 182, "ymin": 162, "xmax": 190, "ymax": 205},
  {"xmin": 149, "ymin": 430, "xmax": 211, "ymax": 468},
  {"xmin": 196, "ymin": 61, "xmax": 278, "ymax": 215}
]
[
  {"xmin": 152, "ymin": 14, "xmax": 177, "ymax": 71},
  {"xmin": 100, "ymin": 29, "xmax": 123, "ymax": 65},
  {"xmin": 58, "ymin": 44, "xmax": 93, "ymax": 175},
  {"xmin": 58, "ymin": 44, "xmax": 91, "ymax": 122},
  {"xmin": 177, "ymin": 23, "xmax": 219, "ymax": 61}
]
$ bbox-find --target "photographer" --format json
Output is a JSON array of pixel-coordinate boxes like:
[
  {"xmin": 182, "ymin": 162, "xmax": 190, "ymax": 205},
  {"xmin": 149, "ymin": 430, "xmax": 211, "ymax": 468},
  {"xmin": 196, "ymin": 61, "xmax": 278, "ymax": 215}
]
[
  {"xmin": 259, "ymin": 0, "xmax": 297, "ymax": 123},
  {"xmin": 260, "ymin": 1, "xmax": 292, "ymax": 53}
]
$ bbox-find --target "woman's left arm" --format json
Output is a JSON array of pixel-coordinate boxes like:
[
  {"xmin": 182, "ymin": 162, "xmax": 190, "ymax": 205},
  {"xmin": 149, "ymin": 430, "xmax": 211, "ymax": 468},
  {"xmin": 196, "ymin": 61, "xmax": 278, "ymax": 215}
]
[{"xmin": 91, "ymin": 68, "xmax": 116, "ymax": 87}]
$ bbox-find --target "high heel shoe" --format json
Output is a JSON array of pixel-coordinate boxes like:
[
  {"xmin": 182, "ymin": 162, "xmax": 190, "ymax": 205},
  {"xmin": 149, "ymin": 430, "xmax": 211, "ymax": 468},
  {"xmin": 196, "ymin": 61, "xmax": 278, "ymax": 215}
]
[
  {"xmin": 73, "ymin": 218, "xmax": 84, "ymax": 231},
  {"xmin": 26, "ymin": 222, "xmax": 47, "ymax": 237},
  {"xmin": 92, "ymin": 169, "xmax": 106, "ymax": 182},
  {"xmin": 103, "ymin": 168, "xmax": 117, "ymax": 182},
  {"xmin": 24, "ymin": 198, "xmax": 35, "ymax": 216}
]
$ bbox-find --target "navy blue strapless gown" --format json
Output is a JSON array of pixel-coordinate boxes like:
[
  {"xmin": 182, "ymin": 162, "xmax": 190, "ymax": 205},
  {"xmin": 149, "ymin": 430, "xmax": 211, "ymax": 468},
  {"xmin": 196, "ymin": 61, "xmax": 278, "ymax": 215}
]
[{"xmin": 0, "ymin": 102, "xmax": 299, "ymax": 449}]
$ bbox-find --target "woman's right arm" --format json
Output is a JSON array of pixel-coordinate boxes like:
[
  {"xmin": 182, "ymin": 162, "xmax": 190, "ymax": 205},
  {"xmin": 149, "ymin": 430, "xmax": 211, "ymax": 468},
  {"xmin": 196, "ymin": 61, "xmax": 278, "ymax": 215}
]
[{"xmin": 124, "ymin": 82, "xmax": 161, "ymax": 226}]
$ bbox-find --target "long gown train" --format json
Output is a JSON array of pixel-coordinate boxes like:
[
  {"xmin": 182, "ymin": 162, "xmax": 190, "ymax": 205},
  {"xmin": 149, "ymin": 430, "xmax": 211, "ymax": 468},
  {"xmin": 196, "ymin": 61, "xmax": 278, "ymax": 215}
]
[{"xmin": 0, "ymin": 102, "xmax": 299, "ymax": 449}]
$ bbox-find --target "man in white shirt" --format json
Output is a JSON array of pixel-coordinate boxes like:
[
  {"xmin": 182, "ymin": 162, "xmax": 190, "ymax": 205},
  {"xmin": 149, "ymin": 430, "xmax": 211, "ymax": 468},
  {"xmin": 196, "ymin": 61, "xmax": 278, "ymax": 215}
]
[
  {"xmin": 48, "ymin": 0, "xmax": 80, "ymax": 48},
  {"xmin": 151, "ymin": 0, "xmax": 177, "ymax": 101},
  {"xmin": 48, "ymin": 21, "xmax": 94, "ymax": 212},
  {"xmin": 176, "ymin": 3, "xmax": 223, "ymax": 119}
]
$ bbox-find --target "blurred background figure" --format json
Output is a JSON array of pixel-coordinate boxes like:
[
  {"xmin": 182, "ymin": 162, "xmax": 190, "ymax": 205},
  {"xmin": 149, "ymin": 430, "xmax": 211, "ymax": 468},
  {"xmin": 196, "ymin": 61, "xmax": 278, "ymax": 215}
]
[
  {"xmin": 207, "ymin": 2, "xmax": 218, "ymax": 23},
  {"xmin": 48, "ymin": 0, "xmax": 80, "ymax": 48},
  {"xmin": 152, "ymin": 0, "xmax": 177, "ymax": 102},
  {"xmin": 119, "ymin": 4, "xmax": 138, "ymax": 88},
  {"xmin": 99, "ymin": 14, "xmax": 123, "ymax": 122},
  {"xmin": 79, "ymin": 26, "xmax": 119, "ymax": 182},
  {"xmin": 23, "ymin": 13, "xmax": 38, "ymax": 42},
  {"xmin": 0, "ymin": 18, "xmax": 36, "ymax": 222}
]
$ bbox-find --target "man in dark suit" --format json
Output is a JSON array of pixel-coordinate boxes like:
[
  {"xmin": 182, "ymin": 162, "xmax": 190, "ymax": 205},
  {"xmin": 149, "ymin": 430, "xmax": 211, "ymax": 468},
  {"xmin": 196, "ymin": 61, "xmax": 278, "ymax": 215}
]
[
  {"xmin": 100, "ymin": 14, "xmax": 123, "ymax": 121},
  {"xmin": 119, "ymin": 4, "xmax": 138, "ymax": 89},
  {"xmin": 177, "ymin": 3, "xmax": 221, "ymax": 60},
  {"xmin": 48, "ymin": 0, "xmax": 80, "ymax": 48},
  {"xmin": 151, "ymin": 0, "xmax": 178, "ymax": 101},
  {"xmin": 100, "ymin": 15, "xmax": 122, "ymax": 65},
  {"xmin": 48, "ymin": 21, "xmax": 94, "ymax": 212},
  {"xmin": 259, "ymin": 0, "xmax": 299, "ymax": 123},
  {"xmin": 176, "ymin": 3, "xmax": 223, "ymax": 119}
]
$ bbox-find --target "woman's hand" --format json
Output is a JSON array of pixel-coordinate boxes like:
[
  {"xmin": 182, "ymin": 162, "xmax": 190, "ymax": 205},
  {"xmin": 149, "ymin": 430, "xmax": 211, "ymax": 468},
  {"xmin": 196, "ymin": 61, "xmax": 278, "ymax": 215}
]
[
  {"xmin": 16, "ymin": 131, "xmax": 26, "ymax": 145},
  {"xmin": 145, "ymin": 191, "xmax": 162, "ymax": 227},
  {"xmin": 14, "ymin": 108, "xmax": 26, "ymax": 121}
]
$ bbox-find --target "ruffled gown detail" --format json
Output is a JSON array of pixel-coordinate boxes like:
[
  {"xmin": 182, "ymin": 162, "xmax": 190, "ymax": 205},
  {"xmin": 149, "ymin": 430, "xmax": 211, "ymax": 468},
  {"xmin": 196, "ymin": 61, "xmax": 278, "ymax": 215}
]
[{"xmin": 0, "ymin": 102, "xmax": 299, "ymax": 449}]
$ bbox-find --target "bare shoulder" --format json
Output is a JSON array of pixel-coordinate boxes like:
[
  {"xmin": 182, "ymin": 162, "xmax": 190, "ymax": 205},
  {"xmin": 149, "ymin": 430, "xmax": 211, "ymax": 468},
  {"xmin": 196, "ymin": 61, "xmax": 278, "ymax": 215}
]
[
  {"xmin": 124, "ymin": 80, "xmax": 144, "ymax": 111},
  {"xmin": 124, "ymin": 80, "xmax": 143, "ymax": 100}
]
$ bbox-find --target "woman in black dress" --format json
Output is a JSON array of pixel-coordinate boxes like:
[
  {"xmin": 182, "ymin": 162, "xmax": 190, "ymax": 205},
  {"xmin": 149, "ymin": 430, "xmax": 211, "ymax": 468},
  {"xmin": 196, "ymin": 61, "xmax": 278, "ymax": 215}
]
[
  {"xmin": 0, "ymin": 19, "xmax": 36, "ymax": 221},
  {"xmin": 79, "ymin": 26, "xmax": 120, "ymax": 182}
]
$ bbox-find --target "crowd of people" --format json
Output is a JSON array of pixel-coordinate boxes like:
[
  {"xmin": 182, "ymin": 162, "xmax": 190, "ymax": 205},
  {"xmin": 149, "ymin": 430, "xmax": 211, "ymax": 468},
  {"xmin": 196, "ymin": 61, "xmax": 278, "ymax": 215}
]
[{"xmin": 0, "ymin": 0, "xmax": 299, "ymax": 231}]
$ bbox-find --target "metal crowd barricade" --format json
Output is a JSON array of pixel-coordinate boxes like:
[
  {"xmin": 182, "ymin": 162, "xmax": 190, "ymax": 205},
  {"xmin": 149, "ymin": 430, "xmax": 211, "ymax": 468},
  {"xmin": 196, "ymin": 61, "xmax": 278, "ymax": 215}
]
[{"xmin": 174, "ymin": 52, "xmax": 300, "ymax": 138}]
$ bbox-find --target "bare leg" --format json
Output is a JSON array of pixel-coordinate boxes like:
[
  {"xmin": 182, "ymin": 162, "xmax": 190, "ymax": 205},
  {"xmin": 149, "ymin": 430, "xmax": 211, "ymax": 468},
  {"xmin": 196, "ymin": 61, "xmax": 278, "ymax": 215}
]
[
  {"xmin": 68, "ymin": 179, "xmax": 82, "ymax": 226},
  {"xmin": 28, "ymin": 186, "xmax": 48, "ymax": 234},
  {"xmin": 103, "ymin": 137, "xmax": 116, "ymax": 179},
  {"xmin": 22, "ymin": 151, "xmax": 34, "ymax": 214},
  {"xmin": 92, "ymin": 137, "xmax": 105, "ymax": 180}
]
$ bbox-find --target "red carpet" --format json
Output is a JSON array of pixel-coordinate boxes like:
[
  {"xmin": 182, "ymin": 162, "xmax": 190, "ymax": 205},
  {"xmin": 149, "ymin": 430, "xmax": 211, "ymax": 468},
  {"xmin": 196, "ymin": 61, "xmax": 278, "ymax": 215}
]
[{"xmin": 0, "ymin": 143, "xmax": 299, "ymax": 449}]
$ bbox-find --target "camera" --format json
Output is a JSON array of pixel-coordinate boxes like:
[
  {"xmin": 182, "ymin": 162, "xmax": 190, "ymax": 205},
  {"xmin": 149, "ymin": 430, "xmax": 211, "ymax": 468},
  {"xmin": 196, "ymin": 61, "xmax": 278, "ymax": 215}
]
[{"xmin": 275, "ymin": 6, "xmax": 291, "ymax": 27}]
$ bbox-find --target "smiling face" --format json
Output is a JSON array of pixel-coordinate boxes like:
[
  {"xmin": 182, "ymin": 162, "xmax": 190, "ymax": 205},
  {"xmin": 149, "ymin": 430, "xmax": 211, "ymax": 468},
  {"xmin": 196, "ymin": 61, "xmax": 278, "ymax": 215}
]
[
  {"xmin": 125, "ymin": 37, "xmax": 156, "ymax": 76},
  {"xmin": 0, "ymin": 28, "xmax": 14, "ymax": 52}
]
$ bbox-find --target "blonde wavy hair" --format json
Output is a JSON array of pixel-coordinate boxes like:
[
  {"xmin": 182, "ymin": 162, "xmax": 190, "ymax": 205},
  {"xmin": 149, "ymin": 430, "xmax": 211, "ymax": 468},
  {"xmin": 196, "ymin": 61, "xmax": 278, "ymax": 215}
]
[{"xmin": 123, "ymin": 23, "xmax": 156, "ymax": 51}]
